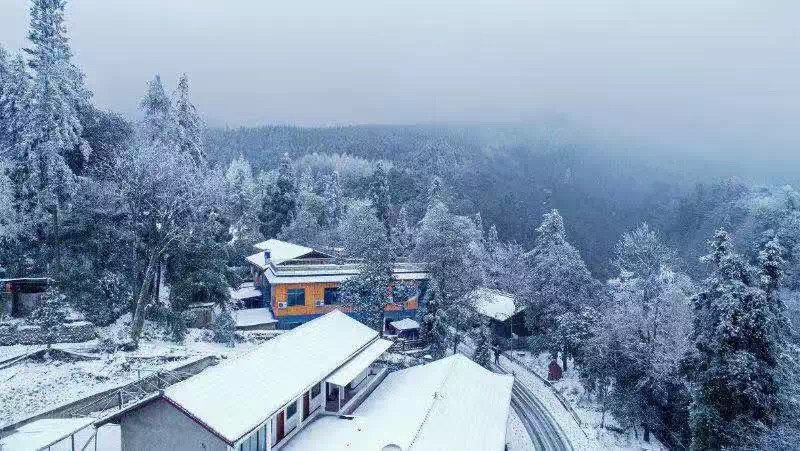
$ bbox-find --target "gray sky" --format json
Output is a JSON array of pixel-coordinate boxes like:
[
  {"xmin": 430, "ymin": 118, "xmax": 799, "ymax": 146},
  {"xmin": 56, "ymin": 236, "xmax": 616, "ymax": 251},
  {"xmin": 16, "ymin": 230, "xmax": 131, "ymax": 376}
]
[{"xmin": 1, "ymin": 0, "xmax": 798, "ymax": 162}]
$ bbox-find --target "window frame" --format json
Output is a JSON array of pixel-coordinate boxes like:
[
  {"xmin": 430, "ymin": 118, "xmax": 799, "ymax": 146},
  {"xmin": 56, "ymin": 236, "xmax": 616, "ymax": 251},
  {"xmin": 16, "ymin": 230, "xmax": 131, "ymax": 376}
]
[
  {"xmin": 286, "ymin": 288, "xmax": 306, "ymax": 307},
  {"xmin": 323, "ymin": 287, "xmax": 341, "ymax": 305},
  {"xmin": 286, "ymin": 400, "xmax": 298, "ymax": 419},
  {"xmin": 311, "ymin": 383, "xmax": 321, "ymax": 398}
]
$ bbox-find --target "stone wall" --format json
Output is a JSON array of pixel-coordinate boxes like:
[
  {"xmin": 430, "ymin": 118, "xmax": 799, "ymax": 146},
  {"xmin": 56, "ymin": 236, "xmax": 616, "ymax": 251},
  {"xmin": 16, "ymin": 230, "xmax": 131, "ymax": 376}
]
[{"xmin": 0, "ymin": 321, "xmax": 96, "ymax": 345}]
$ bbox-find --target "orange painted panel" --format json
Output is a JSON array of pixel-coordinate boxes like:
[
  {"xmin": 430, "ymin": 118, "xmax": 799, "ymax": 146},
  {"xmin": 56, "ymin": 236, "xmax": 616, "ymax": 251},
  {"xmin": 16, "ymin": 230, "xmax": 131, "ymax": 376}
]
[{"xmin": 271, "ymin": 282, "xmax": 420, "ymax": 317}]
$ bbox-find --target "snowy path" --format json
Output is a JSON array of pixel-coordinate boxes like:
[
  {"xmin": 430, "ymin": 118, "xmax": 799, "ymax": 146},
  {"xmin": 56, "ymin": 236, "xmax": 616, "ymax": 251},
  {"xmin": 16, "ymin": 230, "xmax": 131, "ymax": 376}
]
[{"xmin": 455, "ymin": 337, "xmax": 592, "ymax": 450}]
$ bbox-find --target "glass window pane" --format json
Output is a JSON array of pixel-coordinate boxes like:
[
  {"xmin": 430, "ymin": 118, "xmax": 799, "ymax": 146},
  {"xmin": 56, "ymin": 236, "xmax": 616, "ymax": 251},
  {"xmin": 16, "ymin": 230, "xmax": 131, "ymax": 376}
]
[{"xmin": 287, "ymin": 289, "xmax": 305, "ymax": 307}]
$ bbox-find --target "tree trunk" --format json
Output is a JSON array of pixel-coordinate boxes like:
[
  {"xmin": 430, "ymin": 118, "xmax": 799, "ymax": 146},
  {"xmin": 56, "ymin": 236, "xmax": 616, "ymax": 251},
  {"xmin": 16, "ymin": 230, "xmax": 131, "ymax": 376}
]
[
  {"xmin": 643, "ymin": 425, "xmax": 650, "ymax": 443},
  {"xmin": 129, "ymin": 253, "xmax": 159, "ymax": 348},
  {"xmin": 561, "ymin": 351, "xmax": 568, "ymax": 372},
  {"xmin": 53, "ymin": 206, "xmax": 60, "ymax": 274}
]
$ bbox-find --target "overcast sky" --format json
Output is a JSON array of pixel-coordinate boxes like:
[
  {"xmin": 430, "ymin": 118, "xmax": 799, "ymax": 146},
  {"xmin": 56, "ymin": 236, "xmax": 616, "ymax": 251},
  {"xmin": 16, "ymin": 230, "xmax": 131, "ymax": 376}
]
[{"xmin": 1, "ymin": 0, "xmax": 798, "ymax": 163}]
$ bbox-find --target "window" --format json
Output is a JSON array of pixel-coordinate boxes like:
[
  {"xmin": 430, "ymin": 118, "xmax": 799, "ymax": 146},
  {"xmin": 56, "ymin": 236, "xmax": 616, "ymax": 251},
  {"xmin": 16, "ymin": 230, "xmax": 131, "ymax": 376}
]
[
  {"xmin": 311, "ymin": 383, "xmax": 321, "ymax": 398},
  {"xmin": 324, "ymin": 287, "xmax": 341, "ymax": 305},
  {"xmin": 286, "ymin": 401, "xmax": 298, "ymax": 419},
  {"xmin": 286, "ymin": 288, "xmax": 305, "ymax": 307},
  {"xmin": 238, "ymin": 424, "xmax": 267, "ymax": 451}
]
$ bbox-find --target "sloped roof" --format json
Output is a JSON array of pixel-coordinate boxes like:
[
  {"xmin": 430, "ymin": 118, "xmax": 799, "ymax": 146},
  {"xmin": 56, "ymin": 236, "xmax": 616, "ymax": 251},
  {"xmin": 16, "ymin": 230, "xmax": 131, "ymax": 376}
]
[
  {"xmin": 327, "ymin": 338, "xmax": 392, "ymax": 386},
  {"xmin": 229, "ymin": 282, "xmax": 262, "ymax": 300},
  {"xmin": 283, "ymin": 354, "xmax": 513, "ymax": 451},
  {"xmin": 0, "ymin": 417, "xmax": 95, "ymax": 450},
  {"xmin": 469, "ymin": 287, "xmax": 522, "ymax": 321},
  {"xmin": 251, "ymin": 239, "xmax": 332, "ymax": 265},
  {"xmin": 159, "ymin": 310, "xmax": 378, "ymax": 444},
  {"xmin": 390, "ymin": 318, "xmax": 420, "ymax": 331}
]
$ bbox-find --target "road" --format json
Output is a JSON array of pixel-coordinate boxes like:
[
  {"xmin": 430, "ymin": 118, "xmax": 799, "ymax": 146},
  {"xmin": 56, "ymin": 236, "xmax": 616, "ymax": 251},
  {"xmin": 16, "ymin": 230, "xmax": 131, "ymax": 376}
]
[
  {"xmin": 496, "ymin": 361, "xmax": 574, "ymax": 451},
  {"xmin": 456, "ymin": 338, "xmax": 576, "ymax": 450}
]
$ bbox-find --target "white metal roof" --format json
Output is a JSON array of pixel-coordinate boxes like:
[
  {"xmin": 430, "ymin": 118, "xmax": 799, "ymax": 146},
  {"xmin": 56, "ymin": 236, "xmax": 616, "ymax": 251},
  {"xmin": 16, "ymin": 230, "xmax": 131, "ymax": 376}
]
[
  {"xmin": 251, "ymin": 239, "xmax": 318, "ymax": 265},
  {"xmin": 233, "ymin": 308, "xmax": 277, "ymax": 328},
  {"xmin": 0, "ymin": 417, "xmax": 95, "ymax": 450},
  {"xmin": 390, "ymin": 318, "xmax": 420, "ymax": 331},
  {"xmin": 469, "ymin": 287, "xmax": 522, "ymax": 321},
  {"xmin": 283, "ymin": 354, "xmax": 513, "ymax": 451},
  {"xmin": 229, "ymin": 283, "xmax": 262, "ymax": 300},
  {"xmin": 326, "ymin": 338, "xmax": 392, "ymax": 386},
  {"xmin": 162, "ymin": 310, "xmax": 378, "ymax": 444}
]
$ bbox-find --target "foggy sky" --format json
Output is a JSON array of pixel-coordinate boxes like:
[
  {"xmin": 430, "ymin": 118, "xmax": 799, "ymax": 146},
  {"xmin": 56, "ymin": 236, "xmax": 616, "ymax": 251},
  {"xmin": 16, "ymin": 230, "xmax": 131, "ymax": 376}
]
[{"xmin": 1, "ymin": 0, "xmax": 798, "ymax": 163}]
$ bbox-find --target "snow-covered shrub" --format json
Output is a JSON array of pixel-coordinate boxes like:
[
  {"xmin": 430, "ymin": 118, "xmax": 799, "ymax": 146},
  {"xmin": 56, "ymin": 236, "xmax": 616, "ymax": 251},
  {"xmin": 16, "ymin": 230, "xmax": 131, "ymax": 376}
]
[
  {"xmin": 213, "ymin": 309, "xmax": 236, "ymax": 346},
  {"xmin": 27, "ymin": 287, "xmax": 68, "ymax": 345}
]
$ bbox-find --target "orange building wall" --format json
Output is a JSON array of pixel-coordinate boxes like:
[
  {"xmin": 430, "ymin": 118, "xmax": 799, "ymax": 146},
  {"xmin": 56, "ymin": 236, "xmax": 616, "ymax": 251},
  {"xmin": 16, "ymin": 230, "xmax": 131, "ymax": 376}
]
[{"xmin": 271, "ymin": 282, "xmax": 419, "ymax": 317}]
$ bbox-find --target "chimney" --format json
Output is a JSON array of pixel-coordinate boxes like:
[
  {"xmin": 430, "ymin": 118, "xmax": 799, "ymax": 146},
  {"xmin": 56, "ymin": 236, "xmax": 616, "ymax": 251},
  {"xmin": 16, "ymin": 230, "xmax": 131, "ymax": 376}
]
[{"xmin": 264, "ymin": 250, "xmax": 271, "ymax": 263}]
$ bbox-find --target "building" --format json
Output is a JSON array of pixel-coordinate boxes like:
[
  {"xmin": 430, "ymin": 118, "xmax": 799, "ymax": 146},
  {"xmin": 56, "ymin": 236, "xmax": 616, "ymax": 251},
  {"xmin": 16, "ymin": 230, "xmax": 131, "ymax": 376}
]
[
  {"xmin": 1, "ymin": 277, "xmax": 53, "ymax": 319},
  {"xmin": 281, "ymin": 353, "xmax": 514, "ymax": 451},
  {"xmin": 246, "ymin": 239, "xmax": 428, "ymax": 330},
  {"xmin": 467, "ymin": 287, "xmax": 527, "ymax": 338},
  {"xmin": 97, "ymin": 311, "xmax": 393, "ymax": 451}
]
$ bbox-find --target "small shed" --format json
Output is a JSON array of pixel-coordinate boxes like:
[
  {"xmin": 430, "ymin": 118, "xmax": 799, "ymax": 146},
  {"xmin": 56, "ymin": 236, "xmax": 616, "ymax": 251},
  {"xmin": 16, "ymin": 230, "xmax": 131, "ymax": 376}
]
[
  {"xmin": 229, "ymin": 282, "xmax": 263, "ymax": 309},
  {"xmin": 1, "ymin": 277, "xmax": 53, "ymax": 319},
  {"xmin": 386, "ymin": 318, "xmax": 420, "ymax": 339}
]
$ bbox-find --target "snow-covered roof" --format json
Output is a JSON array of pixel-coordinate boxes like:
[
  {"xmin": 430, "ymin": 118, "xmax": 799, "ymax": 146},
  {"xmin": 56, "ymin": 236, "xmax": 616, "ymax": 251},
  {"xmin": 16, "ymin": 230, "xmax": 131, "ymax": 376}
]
[
  {"xmin": 0, "ymin": 417, "xmax": 95, "ymax": 450},
  {"xmin": 229, "ymin": 282, "xmax": 262, "ymax": 301},
  {"xmin": 390, "ymin": 318, "xmax": 420, "ymax": 331},
  {"xmin": 233, "ymin": 307, "xmax": 277, "ymax": 328},
  {"xmin": 326, "ymin": 338, "xmax": 392, "ymax": 387},
  {"xmin": 261, "ymin": 268, "xmax": 428, "ymax": 285},
  {"xmin": 155, "ymin": 310, "xmax": 378, "ymax": 444},
  {"xmin": 251, "ymin": 239, "xmax": 332, "ymax": 265},
  {"xmin": 469, "ymin": 287, "xmax": 523, "ymax": 321},
  {"xmin": 282, "ymin": 354, "xmax": 513, "ymax": 451}
]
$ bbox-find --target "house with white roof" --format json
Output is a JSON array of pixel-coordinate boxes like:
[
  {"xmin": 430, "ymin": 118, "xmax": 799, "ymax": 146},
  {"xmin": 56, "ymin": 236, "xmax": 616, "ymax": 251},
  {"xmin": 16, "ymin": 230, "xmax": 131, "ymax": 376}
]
[
  {"xmin": 281, "ymin": 353, "xmax": 514, "ymax": 451},
  {"xmin": 97, "ymin": 311, "xmax": 393, "ymax": 450},
  {"xmin": 467, "ymin": 287, "xmax": 527, "ymax": 338},
  {"xmin": 246, "ymin": 239, "xmax": 428, "ymax": 330}
]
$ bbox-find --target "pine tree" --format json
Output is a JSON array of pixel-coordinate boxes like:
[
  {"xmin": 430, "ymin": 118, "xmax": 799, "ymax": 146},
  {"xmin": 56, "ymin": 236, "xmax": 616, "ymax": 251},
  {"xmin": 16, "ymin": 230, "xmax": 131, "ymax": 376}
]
[
  {"xmin": 19, "ymin": 0, "xmax": 91, "ymax": 273},
  {"xmin": 390, "ymin": 206, "xmax": 414, "ymax": 257},
  {"xmin": 28, "ymin": 285, "xmax": 67, "ymax": 346},
  {"xmin": 523, "ymin": 209, "xmax": 601, "ymax": 366},
  {"xmin": 688, "ymin": 230, "xmax": 783, "ymax": 449},
  {"xmin": 258, "ymin": 154, "xmax": 297, "ymax": 239},
  {"xmin": 174, "ymin": 74, "xmax": 204, "ymax": 165},
  {"xmin": 369, "ymin": 162, "xmax": 391, "ymax": 232},
  {"xmin": 139, "ymin": 74, "xmax": 177, "ymax": 148},
  {"xmin": 340, "ymin": 233, "xmax": 393, "ymax": 336},
  {"xmin": 322, "ymin": 170, "xmax": 343, "ymax": 226}
]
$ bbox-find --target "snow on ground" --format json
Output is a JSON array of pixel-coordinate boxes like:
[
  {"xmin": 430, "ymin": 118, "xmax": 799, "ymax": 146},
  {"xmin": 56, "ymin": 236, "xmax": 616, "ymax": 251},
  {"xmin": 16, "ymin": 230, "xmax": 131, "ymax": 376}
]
[
  {"xmin": 0, "ymin": 315, "xmax": 260, "ymax": 428},
  {"xmin": 506, "ymin": 406, "xmax": 535, "ymax": 450},
  {"xmin": 506, "ymin": 350, "xmax": 667, "ymax": 450}
]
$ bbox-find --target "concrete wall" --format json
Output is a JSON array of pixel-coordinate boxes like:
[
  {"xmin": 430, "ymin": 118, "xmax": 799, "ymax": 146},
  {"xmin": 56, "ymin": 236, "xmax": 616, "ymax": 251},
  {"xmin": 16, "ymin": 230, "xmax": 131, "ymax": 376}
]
[{"xmin": 120, "ymin": 399, "xmax": 228, "ymax": 451}]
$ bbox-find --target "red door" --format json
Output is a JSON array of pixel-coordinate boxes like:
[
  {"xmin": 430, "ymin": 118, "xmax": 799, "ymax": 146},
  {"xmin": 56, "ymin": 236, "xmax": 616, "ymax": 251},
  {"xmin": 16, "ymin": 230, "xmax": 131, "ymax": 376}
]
[
  {"xmin": 303, "ymin": 392, "xmax": 310, "ymax": 419},
  {"xmin": 276, "ymin": 411, "xmax": 285, "ymax": 441}
]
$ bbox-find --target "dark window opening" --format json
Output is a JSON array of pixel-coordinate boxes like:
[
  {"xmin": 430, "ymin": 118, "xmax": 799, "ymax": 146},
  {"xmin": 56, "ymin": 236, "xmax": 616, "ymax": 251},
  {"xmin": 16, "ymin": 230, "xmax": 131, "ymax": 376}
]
[
  {"xmin": 312, "ymin": 383, "xmax": 321, "ymax": 398},
  {"xmin": 287, "ymin": 288, "xmax": 305, "ymax": 307},
  {"xmin": 287, "ymin": 401, "xmax": 297, "ymax": 419},
  {"xmin": 324, "ymin": 287, "xmax": 341, "ymax": 305}
]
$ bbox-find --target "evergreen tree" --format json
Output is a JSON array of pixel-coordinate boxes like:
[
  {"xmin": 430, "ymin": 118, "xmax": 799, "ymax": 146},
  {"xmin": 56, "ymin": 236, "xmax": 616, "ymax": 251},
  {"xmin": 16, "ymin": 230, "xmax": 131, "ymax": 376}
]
[
  {"xmin": 174, "ymin": 74, "xmax": 204, "ymax": 164},
  {"xmin": 369, "ymin": 162, "xmax": 391, "ymax": 232},
  {"xmin": 322, "ymin": 170, "xmax": 344, "ymax": 226},
  {"xmin": 340, "ymin": 225, "xmax": 393, "ymax": 336},
  {"xmin": 338, "ymin": 199, "xmax": 386, "ymax": 258},
  {"xmin": 258, "ymin": 154, "xmax": 297, "ymax": 239},
  {"xmin": 523, "ymin": 209, "xmax": 601, "ymax": 367},
  {"xmin": 17, "ymin": 0, "xmax": 91, "ymax": 273},
  {"xmin": 28, "ymin": 285, "xmax": 67, "ymax": 346},
  {"xmin": 390, "ymin": 206, "xmax": 414, "ymax": 256},
  {"xmin": 139, "ymin": 74, "xmax": 177, "ymax": 148},
  {"xmin": 213, "ymin": 307, "xmax": 236, "ymax": 347},
  {"xmin": 687, "ymin": 230, "xmax": 783, "ymax": 449}
]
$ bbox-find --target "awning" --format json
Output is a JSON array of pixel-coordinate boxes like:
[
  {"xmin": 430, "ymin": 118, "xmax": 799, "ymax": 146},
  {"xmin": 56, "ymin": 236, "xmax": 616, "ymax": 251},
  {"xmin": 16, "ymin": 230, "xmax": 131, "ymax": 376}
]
[
  {"xmin": 326, "ymin": 339, "xmax": 393, "ymax": 386},
  {"xmin": 0, "ymin": 417, "xmax": 95, "ymax": 450}
]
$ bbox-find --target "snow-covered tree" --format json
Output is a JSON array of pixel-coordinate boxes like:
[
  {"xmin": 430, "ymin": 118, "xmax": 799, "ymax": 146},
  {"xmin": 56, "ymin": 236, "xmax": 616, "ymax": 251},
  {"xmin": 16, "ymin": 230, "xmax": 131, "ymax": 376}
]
[
  {"xmin": 258, "ymin": 154, "xmax": 297, "ymax": 239},
  {"xmin": 338, "ymin": 199, "xmax": 386, "ymax": 258},
  {"xmin": 369, "ymin": 162, "xmax": 391, "ymax": 232},
  {"xmin": 472, "ymin": 323, "xmax": 493, "ymax": 369},
  {"xmin": 213, "ymin": 307, "xmax": 236, "ymax": 347},
  {"xmin": 322, "ymin": 170, "xmax": 344, "ymax": 226},
  {"xmin": 687, "ymin": 230, "xmax": 785, "ymax": 449},
  {"xmin": 28, "ymin": 285, "xmax": 67, "ymax": 346},
  {"xmin": 340, "ymin": 214, "xmax": 394, "ymax": 335},
  {"xmin": 139, "ymin": 74, "xmax": 177, "ymax": 149},
  {"xmin": 174, "ymin": 73, "xmax": 204, "ymax": 165},
  {"xmin": 14, "ymin": 0, "xmax": 92, "ymax": 273},
  {"xmin": 522, "ymin": 209, "xmax": 602, "ymax": 365},
  {"xmin": 390, "ymin": 206, "xmax": 414, "ymax": 257}
]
